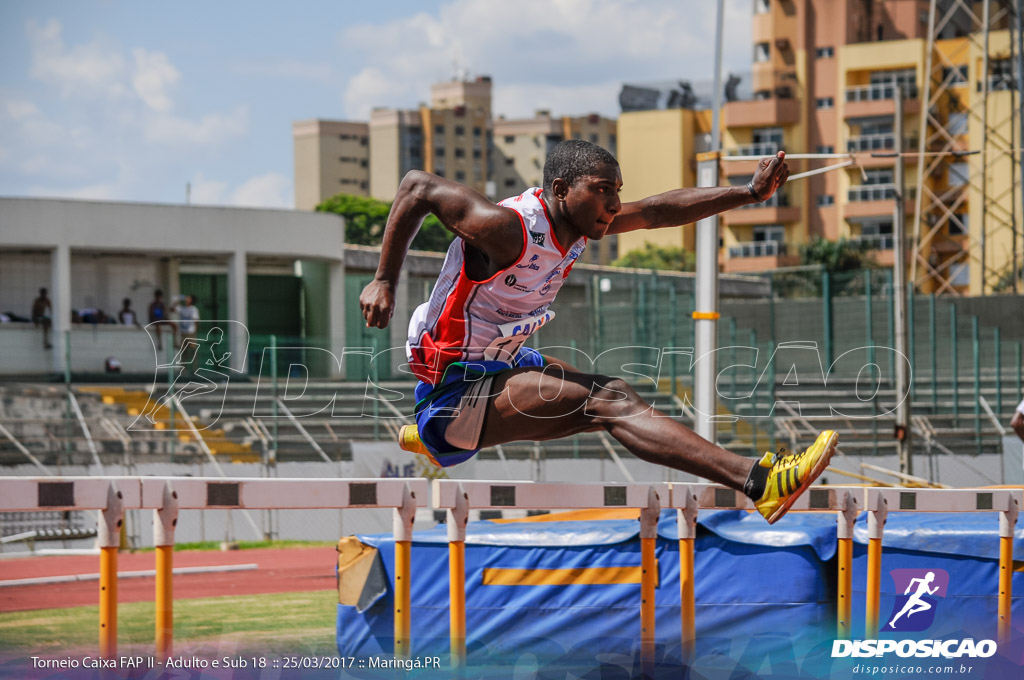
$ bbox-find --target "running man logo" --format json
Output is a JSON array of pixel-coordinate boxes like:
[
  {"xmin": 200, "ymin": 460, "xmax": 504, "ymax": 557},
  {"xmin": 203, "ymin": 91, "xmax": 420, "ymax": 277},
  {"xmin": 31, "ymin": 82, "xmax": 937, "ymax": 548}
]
[
  {"xmin": 129, "ymin": 321, "xmax": 249, "ymax": 432},
  {"xmin": 882, "ymin": 568, "xmax": 949, "ymax": 632}
]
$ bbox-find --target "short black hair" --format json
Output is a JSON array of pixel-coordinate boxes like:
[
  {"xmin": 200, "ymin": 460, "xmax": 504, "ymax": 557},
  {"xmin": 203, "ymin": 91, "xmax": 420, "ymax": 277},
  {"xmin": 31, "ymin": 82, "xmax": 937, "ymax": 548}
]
[{"xmin": 542, "ymin": 139, "xmax": 618, "ymax": 193}]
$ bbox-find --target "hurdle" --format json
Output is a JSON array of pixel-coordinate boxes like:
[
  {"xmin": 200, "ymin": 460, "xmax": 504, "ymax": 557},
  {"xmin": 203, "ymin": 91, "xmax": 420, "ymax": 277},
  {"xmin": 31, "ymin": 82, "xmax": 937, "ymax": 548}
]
[
  {"xmin": 0, "ymin": 476, "xmax": 428, "ymax": 658},
  {"xmin": 432, "ymin": 479, "xmax": 668, "ymax": 673},
  {"xmin": 0, "ymin": 477, "xmax": 142, "ymax": 658},
  {"xmin": 669, "ymin": 484, "xmax": 863, "ymax": 658},
  {"xmin": 860, "ymin": 487, "xmax": 1021, "ymax": 642}
]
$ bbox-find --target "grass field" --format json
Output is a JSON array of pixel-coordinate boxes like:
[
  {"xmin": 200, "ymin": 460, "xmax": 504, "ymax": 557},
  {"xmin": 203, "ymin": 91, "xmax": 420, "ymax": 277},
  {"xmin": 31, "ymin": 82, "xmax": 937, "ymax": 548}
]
[{"xmin": 0, "ymin": 590, "xmax": 339, "ymax": 657}]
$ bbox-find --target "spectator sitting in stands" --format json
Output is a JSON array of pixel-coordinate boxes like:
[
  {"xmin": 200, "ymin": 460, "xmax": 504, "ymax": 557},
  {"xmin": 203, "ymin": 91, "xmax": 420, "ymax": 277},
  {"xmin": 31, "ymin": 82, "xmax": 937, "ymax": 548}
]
[
  {"xmin": 31, "ymin": 287, "xmax": 52, "ymax": 349},
  {"xmin": 118, "ymin": 298, "xmax": 141, "ymax": 328}
]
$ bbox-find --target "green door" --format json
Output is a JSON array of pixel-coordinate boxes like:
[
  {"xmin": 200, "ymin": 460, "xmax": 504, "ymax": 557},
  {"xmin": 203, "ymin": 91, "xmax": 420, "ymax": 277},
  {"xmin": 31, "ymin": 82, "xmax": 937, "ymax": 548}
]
[{"xmin": 345, "ymin": 273, "xmax": 392, "ymax": 380}]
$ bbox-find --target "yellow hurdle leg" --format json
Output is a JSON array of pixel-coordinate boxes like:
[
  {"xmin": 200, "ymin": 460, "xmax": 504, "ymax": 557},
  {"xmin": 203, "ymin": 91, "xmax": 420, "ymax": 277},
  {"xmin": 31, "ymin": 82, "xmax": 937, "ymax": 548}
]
[
  {"xmin": 837, "ymin": 537, "xmax": 853, "ymax": 638},
  {"xmin": 394, "ymin": 540, "xmax": 412, "ymax": 657},
  {"xmin": 865, "ymin": 538, "xmax": 882, "ymax": 638},
  {"xmin": 449, "ymin": 541, "xmax": 466, "ymax": 667},
  {"xmin": 679, "ymin": 537, "xmax": 695, "ymax": 662},
  {"xmin": 640, "ymin": 536, "xmax": 657, "ymax": 672},
  {"xmin": 99, "ymin": 546, "xmax": 118, "ymax": 658},
  {"xmin": 155, "ymin": 545, "xmax": 173, "ymax": 656},
  {"xmin": 998, "ymin": 535, "xmax": 1012, "ymax": 644}
]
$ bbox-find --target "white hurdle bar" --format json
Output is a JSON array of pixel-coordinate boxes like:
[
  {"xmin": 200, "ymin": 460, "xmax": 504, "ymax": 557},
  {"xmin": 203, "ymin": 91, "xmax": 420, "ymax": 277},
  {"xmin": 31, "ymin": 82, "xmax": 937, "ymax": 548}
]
[
  {"xmin": 861, "ymin": 487, "xmax": 1021, "ymax": 642},
  {"xmin": 432, "ymin": 480, "xmax": 668, "ymax": 672},
  {"xmin": 0, "ymin": 476, "xmax": 428, "ymax": 658},
  {"xmin": 669, "ymin": 484, "xmax": 863, "ymax": 660}
]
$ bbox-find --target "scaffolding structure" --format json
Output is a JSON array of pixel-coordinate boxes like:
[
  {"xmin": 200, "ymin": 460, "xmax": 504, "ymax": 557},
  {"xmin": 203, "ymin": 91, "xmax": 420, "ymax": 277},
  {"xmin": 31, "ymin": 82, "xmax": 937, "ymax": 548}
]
[{"xmin": 912, "ymin": 0, "xmax": 1024, "ymax": 295}]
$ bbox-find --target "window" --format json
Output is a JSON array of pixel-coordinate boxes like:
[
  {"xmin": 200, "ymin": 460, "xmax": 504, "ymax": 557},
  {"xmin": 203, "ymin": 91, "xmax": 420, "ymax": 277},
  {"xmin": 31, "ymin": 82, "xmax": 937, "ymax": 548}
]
[
  {"xmin": 817, "ymin": 195, "xmax": 835, "ymax": 207},
  {"xmin": 948, "ymin": 112, "xmax": 968, "ymax": 136},
  {"xmin": 590, "ymin": 133, "xmax": 599, "ymax": 143},
  {"xmin": 948, "ymin": 162, "xmax": 969, "ymax": 186},
  {"xmin": 435, "ymin": 147, "xmax": 445, "ymax": 158},
  {"xmin": 435, "ymin": 170, "xmax": 445, "ymax": 178},
  {"xmin": 950, "ymin": 262, "xmax": 970, "ymax": 287},
  {"xmin": 864, "ymin": 169, "xmax": 893, "ymax": 185},
  {"xmin": 754, "ymin": 225, "xmax": 785, "ymax": 243},
  {"xmin": 755, "ymin": 42, "xmax": 771, "ymax": 63},
  {"xmin": 455, "ymin": 125, "xmax": 465, "ymax": 136},
  {"xmin": 434, "ymin": 125, "xmax": 445, "ymax": 135},
  {"xmin": 950, "ymin": 213, "xmax": 968, "ymax": 235},
  {"xmin": 360, "ymin": 137, "xmax": 368, "ymax": 146},
  {"xmin": 815, "ymin": 145, "xmax": 835, "ymax": 154},
  {"xmin": 753, "ymin": 127, "xmax": 783, "ymax": 145},
  {"xmin": 505, "ymin": 157, "xmax": 515, "ymax": 166},
  {"xmin": 504, "ymin": 135, "xmax": 515, "ymax": 144},
  {"xmin": 942, "ymin": 65, "xmax": 968, "ymax": 87},
  {"xmin": 473, "ymin": 127, "xmax": 482, "ymax": 137},
  {"xmin": 815, "ymin": 46, "xmax": 835, "ymax": 59},
  {"xmin": 455, "ymin": 170, "xmax": 466, "ymax": 181},
  {"xmin": 815, "ymin": 97, "xmax": 834, "ymax": 109},
  {"xmin": 870, "ymin": 68, "xmax": 915, "ymax": 88},
  {"xmin": 504, "ymin": 178, "xmax": 517, "ymax": 187},
  {"xmin": 987, "ymin": 59, "xmax": 1018, "ymax": 91},
  {"xmin": 755, "ymin": 0, "xmax": 770, "ymax": 14},
  {"xmin": 454, "ymin": 148, "xmax": 465, "ymax": 158},
  {"xmin": 473, "ymin": 149, "xmax": 481, "ymax": 159}
]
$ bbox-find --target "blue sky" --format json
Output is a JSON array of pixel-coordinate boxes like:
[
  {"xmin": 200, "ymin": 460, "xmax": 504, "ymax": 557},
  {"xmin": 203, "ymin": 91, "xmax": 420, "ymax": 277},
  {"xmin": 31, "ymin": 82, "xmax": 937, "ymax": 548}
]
[{"xmin": 0, "ymin": 0, "xmax": 751, "ymax": 208}]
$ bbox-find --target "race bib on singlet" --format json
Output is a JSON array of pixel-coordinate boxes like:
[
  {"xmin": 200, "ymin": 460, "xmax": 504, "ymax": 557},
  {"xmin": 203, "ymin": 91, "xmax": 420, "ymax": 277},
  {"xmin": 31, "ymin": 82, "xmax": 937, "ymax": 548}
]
[{"xmin": 482, "ymin": 310, "xmax": 555, "ymax": 361}]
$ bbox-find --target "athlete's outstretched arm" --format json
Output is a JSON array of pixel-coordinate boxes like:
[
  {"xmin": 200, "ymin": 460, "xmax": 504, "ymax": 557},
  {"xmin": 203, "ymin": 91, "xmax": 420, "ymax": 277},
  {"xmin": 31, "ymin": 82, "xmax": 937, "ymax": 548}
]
[
  {"xmin": 608, "ymin": 151, "xmax": 790, "ymax": 235},
  {"xmin": 359, "ymin": 170, "xmax": 523, "ymax": 328}
]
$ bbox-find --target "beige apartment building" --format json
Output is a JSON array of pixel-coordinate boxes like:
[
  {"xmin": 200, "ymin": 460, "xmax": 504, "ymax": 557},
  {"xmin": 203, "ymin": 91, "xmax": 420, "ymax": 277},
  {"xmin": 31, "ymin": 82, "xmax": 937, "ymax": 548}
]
[
  {"xmin": 292, "ymin": 119, "xmax": 369, "ymax": 210},
  {"xmin": 369, "ymin": 77, "xmax": 493, "ymax": 201},
  {"xmin": 491, "ymin": 110, "xmax": 619, "ymax": 263},
  {"xmin": 617, "ymin": 0, "xmax": 1022, "ymax": 294}
]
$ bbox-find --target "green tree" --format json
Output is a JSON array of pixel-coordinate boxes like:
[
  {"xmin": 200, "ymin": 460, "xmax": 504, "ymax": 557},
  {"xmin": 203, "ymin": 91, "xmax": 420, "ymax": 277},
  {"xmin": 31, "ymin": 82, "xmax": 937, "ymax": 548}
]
[
  {"xmin": 800, "ymin": 236, "xmax": 876, "ymax": 272},
  {"xmin": 315, "ymin": 193, "xmax": 454, "ymax": 253},
  {"xmin": 611, "ymin": 243, "xmax": 696, "ymax": 271}
]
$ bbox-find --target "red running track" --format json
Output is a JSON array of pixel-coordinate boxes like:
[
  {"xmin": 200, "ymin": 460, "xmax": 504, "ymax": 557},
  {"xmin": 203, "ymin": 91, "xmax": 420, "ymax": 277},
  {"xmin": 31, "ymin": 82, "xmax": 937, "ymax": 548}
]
[{"xmin": 0, "ymin": 547, "xmax": 338, "ymax": 612}]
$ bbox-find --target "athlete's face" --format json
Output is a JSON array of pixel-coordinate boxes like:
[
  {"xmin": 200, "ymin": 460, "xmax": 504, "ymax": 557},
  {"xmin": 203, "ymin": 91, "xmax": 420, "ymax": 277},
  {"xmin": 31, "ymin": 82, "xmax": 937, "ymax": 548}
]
[{"xmin": 560, "ymin": 164, "xmax": 623, "ymax": 240}]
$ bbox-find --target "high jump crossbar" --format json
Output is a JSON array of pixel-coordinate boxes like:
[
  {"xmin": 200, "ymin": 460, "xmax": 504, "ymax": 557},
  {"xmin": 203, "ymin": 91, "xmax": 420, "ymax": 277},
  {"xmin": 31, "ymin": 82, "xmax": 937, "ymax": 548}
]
[{"xmin": 0, "ymin": 476, "xmax": 428, "ymax": 659}]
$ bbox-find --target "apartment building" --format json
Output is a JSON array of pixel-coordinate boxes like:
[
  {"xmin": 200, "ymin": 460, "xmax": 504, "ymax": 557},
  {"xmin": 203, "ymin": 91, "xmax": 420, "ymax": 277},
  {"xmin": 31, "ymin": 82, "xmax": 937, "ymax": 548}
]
[
  {"xmin": 492, "ymin": 111, "xmax": 619, "ymax": 263},
  {"xmin": 369, "ymin": 77, "xmax": 493, "ymax": 201},
  {"xmin": 617, "ymin": 0, "xmax": 1021, "ymax": 294},
  {"xmin": 292, "ymin": 119, "xmax": 369, "ymax": 210}
]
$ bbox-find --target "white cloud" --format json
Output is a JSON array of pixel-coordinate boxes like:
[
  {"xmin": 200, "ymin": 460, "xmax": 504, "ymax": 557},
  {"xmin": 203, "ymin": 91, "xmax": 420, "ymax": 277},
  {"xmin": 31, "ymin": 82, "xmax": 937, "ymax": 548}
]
[
  {"xmin": 188, "ymin": 172, "xmax": 228, "ymax": 204},
  {"xmin": 339, "ymin": 0, "xmax": 753, "ymax": 119},
  {"xmin": 27, "ymin": 19, "xmax": 127, "ymax": 100},
  {"xmin": 189, "ymin": 172, "xmax": 293, "ymax": 209},
  {"xmin": 132, "ymin": 48, "xmax": 180, "ymax": 112},
  {"xmin": 145, "ymin": 106, "xmax": 249, "ymax": 145},
  {"xmin": 5, "ymin": 100, "xmax": 39, "ymax": 120},
  {"xmin": 230, "ymin": 172, "xmax": 293, "ymax": 209}
]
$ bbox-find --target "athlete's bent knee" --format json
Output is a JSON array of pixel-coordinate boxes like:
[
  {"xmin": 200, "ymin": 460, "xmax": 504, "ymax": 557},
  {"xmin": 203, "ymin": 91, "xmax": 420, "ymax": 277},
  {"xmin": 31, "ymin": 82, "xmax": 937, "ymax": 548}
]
[{"xmin": 584, "ymin": 377, "xmax": 650, "ymax": 421}]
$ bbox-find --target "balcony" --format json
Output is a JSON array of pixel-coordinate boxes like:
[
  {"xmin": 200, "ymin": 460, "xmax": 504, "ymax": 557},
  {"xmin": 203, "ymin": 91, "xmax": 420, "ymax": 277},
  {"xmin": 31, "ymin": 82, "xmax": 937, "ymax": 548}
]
[
  {"xmin": 852, "ymin": 233, "xmax": 895, "ymax": 266},
  {"xmin": 844, "ymin": 83, "xmax": 921, "ymax": 119},
  {"xmin": 728, "ymin": 240, "xmax": 787, "ymax": 258},
  {"xmin": 727, "ymin": 142, "xmax": 780, "ymax": 157},
  {"xmin": 844, "ymin": 184, "xmax": 916, "ymax": 219},
  {"xmin": 722, "ymin": 240, "xmax": 799, "ymax": 273},
  {"xmin": 851, "ymin": 233, "xmax": 894, "ymax": 250},
  {"xmin": 846, "ymin": 134, "xmax": 918, "ymax": 153},
  {"xmin": 724, "ymin": 97, "xmax": 800, "ymax": 128},
  {"xmin": 726, "ymin": 191, "xmax": 800, "ymax": 226}
]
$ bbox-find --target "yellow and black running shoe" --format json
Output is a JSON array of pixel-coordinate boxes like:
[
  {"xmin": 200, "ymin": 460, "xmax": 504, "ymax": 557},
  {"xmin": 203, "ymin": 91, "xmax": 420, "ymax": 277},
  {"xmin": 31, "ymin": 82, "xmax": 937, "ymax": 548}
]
[{"xmin": 754, "ymin": 430, "xmax": 838, "ymax": 524}]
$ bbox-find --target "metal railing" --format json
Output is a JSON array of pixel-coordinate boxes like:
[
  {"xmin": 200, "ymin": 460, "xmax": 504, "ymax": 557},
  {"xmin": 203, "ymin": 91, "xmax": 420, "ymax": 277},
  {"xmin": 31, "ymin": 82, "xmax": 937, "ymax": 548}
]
[
  {"xmin": 728, "ymin": 240, "xmax": 786, "ymax": 258},
  {"xmin": 851, "ymin": 233, "xmax": 895, "ymax": 250},
  {"xmin": 845, "ymin": 83, "xmax": 919, "ymax": 102},
  {"xmin": 727, "ymin": 142, "xmax": 780, "ymax": 157},
  {"xmin": 845, "ymin": 134, "xmax": 918, "ymax": 152},
  {"xmin": 739, "ymin": 191, "xmax": 789, "ymax": 210}
]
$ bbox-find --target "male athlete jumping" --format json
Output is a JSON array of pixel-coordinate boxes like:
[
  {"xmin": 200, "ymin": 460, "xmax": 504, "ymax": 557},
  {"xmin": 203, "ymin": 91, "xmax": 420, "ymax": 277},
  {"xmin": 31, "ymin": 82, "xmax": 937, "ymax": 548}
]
[{"xmin": 360, "ymin": 140, "xmax": 837, "ymax": 524}]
